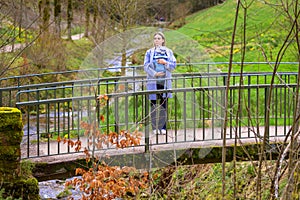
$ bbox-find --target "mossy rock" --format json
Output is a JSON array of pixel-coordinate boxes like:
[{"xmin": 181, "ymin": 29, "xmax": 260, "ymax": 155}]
[
  {"xmin": 0, "ymin": 107, "xmax": 23, "ymax": 130},
  {"xmin": 0, "ymin": 107, "xmax": 23, "ymax": 158},
  {"xmin": 2, "ymin": 177, "xmax": 40, "ymax": 200},
  {"xmin": 0, "ymin": 129, "xmax": 23, "ymax": 145},
  {"xmin": 0, "ymin": 145, "xmax": 21, "ymax": 160},
  {"xmin": 0, "ymin": 107, "xmax": 38, "ymax": 200}
]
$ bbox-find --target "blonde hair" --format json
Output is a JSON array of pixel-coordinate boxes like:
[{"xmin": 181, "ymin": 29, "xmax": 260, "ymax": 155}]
[{"xmin": 154, "ymin": 32, "xmax": 166, "ymax": 46}]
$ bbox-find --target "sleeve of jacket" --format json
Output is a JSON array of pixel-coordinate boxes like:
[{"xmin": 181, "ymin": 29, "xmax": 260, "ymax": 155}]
[
  {"xmin": 165, "ymin": 48, "xmax": 176, "ymax": 72},
  {"xmin": 144, "ymin": 48, "xmax": 157, "ymax": 77}
]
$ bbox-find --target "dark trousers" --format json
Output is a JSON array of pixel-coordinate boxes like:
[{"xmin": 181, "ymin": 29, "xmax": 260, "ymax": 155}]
[{"xmin": 150, "ymin": 83, "xmax": 167, "ymax": 130}]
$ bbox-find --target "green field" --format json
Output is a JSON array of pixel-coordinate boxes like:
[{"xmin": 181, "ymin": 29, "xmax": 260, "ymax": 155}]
[{"xmin": 176, "ymin": 0, "xmax": 298, "ymax": 72}]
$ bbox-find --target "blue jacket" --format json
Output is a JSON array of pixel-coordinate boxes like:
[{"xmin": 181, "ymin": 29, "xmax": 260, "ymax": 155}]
[{"xmin": 144, "ymin": 47, "xmax": 176, "ymax": 100}]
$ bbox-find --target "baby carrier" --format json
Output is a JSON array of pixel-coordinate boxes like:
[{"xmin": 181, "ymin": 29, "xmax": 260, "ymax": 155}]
[{"xmin": 153, "ymin": 46, "xmax": 168, "ymax": 86}]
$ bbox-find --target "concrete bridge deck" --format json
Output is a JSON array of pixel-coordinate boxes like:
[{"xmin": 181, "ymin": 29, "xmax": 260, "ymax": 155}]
[{"xmin": 22, "ymin": 125, "xmax": 289, "ymax": 163}]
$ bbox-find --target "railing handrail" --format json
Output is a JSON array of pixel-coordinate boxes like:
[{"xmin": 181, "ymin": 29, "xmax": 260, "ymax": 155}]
[
  {"xmin": 2, "ymin": 71, "xmax": 298, "ymax": 92},
  {"xmin": 1, "ymin": 61, "xmax": 299, "ymax": 87},
  {"xmin": 15, "ymin": 83, "xmax": 297, "ymax": 106}
]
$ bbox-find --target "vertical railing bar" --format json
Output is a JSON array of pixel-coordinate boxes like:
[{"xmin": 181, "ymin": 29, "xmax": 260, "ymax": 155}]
[
  {"xmin": 54, "ymin": 88, "xmax": 57, "ymax": 137},
  {"xmin": 63, "ymin": 85, "xmax": 66, "ymax": 137},
  {"xmin": 77, "ymin": 100, "xmax": 80, "ymax": 141},
  {"xmin": 37, "ymin": 103, "xmax": 40, "ymax": 157},
  {"xmin": 248, "ymin": 76, "xmax": 251, "ymax": 137},
  {"xmin": 193, "ymin": 89, "xmax": 196, "ymax": 141},
  {"xmin": 231, "ymin": 77, "xmax": 235, "ymax": 139},
  {"xmin": 9, "ymin": 90, "xmax": 12, "ymax": 107},
  {"xmin": 125, "ymin": 80, "xmax": 129, "ymax": 131},
  {"xmin": 36, "ymin": 89, "xmax": 40, "ymax": 157},
  {"xmin": 279, "ymin": 85, "xmax": 282, "ymax": 118},
  {"xmin": 145, "ymin": 94, "xmax": 149, "ymax": 152},
  {"xmin": 275, "ymin": 87, "xmax": 278, "ymax": 137},
  {"xmin": 105, "ymin": 81, "xmax": 110, "ymax": 148},
  {"xmin": 212, "ymin": 90, "xmax": 215, "ymax": 140},
  {"xmin": 284, "ymin": 85, "xmax": 287, "ymax": 135},
  {"xmin": 256, "ymin": 76, "xmax": 260, "ymax": 139},
  {"xmin": 86, "ymin": 87, "xmax": 91, "ymax": 151},
  {"xmin": 133, "ymin": 79, "xmax": 137, "ymax": 128},
  {"xmin": 141, "ymin": 79, "xmax": 145, "ymax": 128},
  {"xmin": 47, "ymin": 103, "xmax": 50, "ymax": 155},
  {"xmin": 155, "ymin": 94, "xmax": 159, "ymax": 144},
  {"xmin": 215, "ymin": 77, "xmax": 219, "ymax": 139},
  {"xmin": 265, "ymin": 87, "xmax": 269, "ymax": 140},
  {"xmin": 256, "ymin": 86, "xmax": 260, "ymax": 138},
  {"xmin": 229, "ymin": 88, "xmax": 233, "ymax": 139},
  {"xmin": 135, "ymin": 94, "xmax": 138, "ymax": 129},
  {"xmin": 175, "ymin": 78, "xmax": 178, "ymax": 143},
  {"xmin": 71, "ymin": 84, "xmax": 75, "ymax": 131},
  {"xmin": 165, "ymin": 96, "xmax": 168, "ymax": 143},
  {"xmin": 67, "ymin": 101, "xmax": 70, "ymax": 153},
  {"xmin": 183, "ymin": 82, "xmax": 187, "ymax": 142},
  {"xmin": 199, "ymin": 77, "xmax": 203, "ymax": 141},
  {"xmin": 114, "ymin": 80, "xmax": 119, "ymax": 134},
  {"xmin": 0, "ymin": 89, "xmax": 2, "ymax": 106},
  {"xmin": 27, "ymin": 107, "xmax": 30, "ymax": 158},
  {"xmin": 288, "ymin": 86, "xmax": 292, "ymax": 135},
  {"xmin": 239, "ymin": 89, "xmax": 242, "ymax": 139},
  {"xmin": 57, "ymin": 102, "xmax": 60, "ymax": 154},
  {"xmin": 80, "ymin": 84, "xmax": 84, "ymax": 143},
  {"xmin": 115, "ymin": 94, "xmax": 119, "ymax": 134},
  {"xmin": 202, "ymin": 89, "xmax": 205, "ymax": 140}
]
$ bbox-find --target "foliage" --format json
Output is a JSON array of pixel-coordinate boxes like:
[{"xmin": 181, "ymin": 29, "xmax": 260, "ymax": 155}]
[
  {"xmin": 20, "ymin": 160, "xmax": 36, "ymax": 179},
  {"xmin": 0, "ymin": 189, "xmax": 21, "ymax": 200},
  {"xmin": 0, "ymin": 21, "xmax": 35, "ymax": 44},
  {"xmin": 56, "ymin": 189, "xmax": 72, "ymax": 199},
  {"xmin": 60, "ymin": 94, "xmax": 147, "ymax": 199},
  {"xmin": 66, "ymin": 165, "xmax": 148, "ymax": 199},
  {"xmin": 148, "ymin": 161, "xmax": 287, "ymax": 199}
]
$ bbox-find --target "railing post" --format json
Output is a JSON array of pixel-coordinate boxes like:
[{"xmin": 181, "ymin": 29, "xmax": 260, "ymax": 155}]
[
  {"xmin": 0, "ymin": 89, "xmax": 2, "ymax": 107},
  {"xmin": 145, "ymin": 95, "xmax": 150, "ymax": 152},
  {"xmin": 265, "ymin": 87, "xmax": 270, "ymax": 142}
]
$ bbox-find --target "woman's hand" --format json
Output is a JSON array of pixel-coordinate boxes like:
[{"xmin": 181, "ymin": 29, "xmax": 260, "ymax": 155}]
[
  {"xmin": 155, "ymin": 72, "xmax": 165, "ymax": 77},
  {"xmin": 157, "ymin": 59, "xmax": 167, "ymax": 65}
]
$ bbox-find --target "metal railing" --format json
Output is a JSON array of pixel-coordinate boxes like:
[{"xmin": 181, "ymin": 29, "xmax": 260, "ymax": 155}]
[
  {"xmin": 0, "ymin": 62, "xmax": 299, "ymax": 159},
  {"xmin": 1, "ymin": 62, "xmax": 298, "ymax": 106}
]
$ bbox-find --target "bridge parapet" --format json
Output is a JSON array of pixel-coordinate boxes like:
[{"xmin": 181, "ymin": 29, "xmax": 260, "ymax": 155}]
[{"xmin": 0, "ymin": 62, "xmax": 298, "ymax": 163}]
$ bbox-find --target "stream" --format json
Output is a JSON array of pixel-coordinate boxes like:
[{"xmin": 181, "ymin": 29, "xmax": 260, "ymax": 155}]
[{"xmin": 39, "ymin": 177, "xmax": 82, "ymax": 200}]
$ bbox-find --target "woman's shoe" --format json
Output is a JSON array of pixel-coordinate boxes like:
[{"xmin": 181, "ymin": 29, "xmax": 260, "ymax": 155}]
[{"xmin": 160, "ymin": 129, "xmax": 166, "ymax": 134}]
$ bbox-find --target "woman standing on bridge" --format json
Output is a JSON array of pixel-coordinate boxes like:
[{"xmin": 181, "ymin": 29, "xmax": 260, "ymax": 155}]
[{"xmin": 144, "ymin": 32, "xmax": 176, "ymax": 135}]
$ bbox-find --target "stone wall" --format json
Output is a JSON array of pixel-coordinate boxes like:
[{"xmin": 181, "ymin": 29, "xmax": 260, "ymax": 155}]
[{"xmin": 0, "ymin": 107, "xmax": 40, "ymax": 200}]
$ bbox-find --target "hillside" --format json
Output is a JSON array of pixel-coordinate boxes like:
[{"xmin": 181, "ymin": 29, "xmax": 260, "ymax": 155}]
[{"xmin": 177, "ymin": 0, "xmax": 298, "ymax": 71}]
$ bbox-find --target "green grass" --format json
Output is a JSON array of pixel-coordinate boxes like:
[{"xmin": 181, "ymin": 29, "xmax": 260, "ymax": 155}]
[{"xmin": 177, "ymin": 0, "xmax": 299, "ymax": 70}]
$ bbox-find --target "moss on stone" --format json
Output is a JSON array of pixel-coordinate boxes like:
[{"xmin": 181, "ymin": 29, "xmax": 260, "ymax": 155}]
[
  {"xmin": 0, "ymin": 107, "xmax": 23, "ymax": 130},
  {"xmin": 2, "ymin": 177, "xmax": 40, "ymax": 200},
  {"xmin": 0, "ymin": 107, "xmax": 39, "ymax": 200},
  {"xmin": 0, "ymin": 145, "xmax": 21, "ymax": 160}
]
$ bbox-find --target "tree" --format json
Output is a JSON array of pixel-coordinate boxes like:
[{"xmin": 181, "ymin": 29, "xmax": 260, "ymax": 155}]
[
  {"xmin": 67, "ymin": 0, "xmax": 73, "ymax": 40},
  {"xmin": 38, "ymin": 0, "xmax": 50, "ymax": 33},
  {"xmin": 54, "ymin": 0, "xmax": 62, "ymax": 37},
  {"xmin": 84, "ymin": 0, "xmax": 90, "ymax": 37},
  {"xmin": 95, "ymin": 0, "xmax": 151, "ymax": 75}
]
